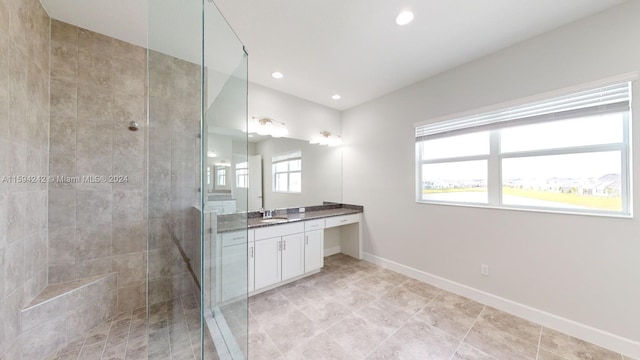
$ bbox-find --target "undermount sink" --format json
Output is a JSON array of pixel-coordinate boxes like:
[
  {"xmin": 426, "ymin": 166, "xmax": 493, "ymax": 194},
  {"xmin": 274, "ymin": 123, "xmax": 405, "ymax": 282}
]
[{"xmin": 261, "ymin": 217, "xmax": 289, "ymax": 223}]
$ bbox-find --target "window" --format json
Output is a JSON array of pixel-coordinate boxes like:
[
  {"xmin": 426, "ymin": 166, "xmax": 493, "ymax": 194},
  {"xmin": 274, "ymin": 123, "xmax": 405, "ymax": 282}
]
[
  {"xmin": 272, "ymin": 151, "xmax": 302, "ymax": 193},
  {"xmin": 216, "ymin": 167, "xmax": 226, "ymax": 186},
  {"xmin": 236, "ymin": 162, "xmax": 248, "ymax": 188},
  {"xmin": 416, "ymin": 82, "xmax": 631, "ymax": 216}
]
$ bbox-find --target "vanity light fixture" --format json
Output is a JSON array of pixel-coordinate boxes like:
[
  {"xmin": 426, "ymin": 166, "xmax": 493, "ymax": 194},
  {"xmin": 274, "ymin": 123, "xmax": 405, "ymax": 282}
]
[
  {"xmin": 396, "ymin": 11, "xmax": 414, "ymax": 26},
  {"xmin": 271, "ymin": 71, "xmax": 284, "ymax": 79},
  {"xmin": 249, "ymin": 116, "xmax": 289, "ymax": 138},
  {"xmin": 331, "ymin": 94, "xmax": 341, "ymax": 100},
  {"xmin": 310, "ymin": 131, "xmax": 343, "ymax": 147}
]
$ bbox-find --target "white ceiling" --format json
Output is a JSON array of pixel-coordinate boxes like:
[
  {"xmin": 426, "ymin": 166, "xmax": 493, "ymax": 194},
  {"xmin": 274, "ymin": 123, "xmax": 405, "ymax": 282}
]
[{"xmin": 40, "ymin": 0, "xmax": 626, "ymax": 111}]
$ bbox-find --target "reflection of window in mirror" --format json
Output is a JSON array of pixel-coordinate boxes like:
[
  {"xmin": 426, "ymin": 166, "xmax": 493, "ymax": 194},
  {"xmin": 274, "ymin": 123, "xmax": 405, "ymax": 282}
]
[
  {"xmin": 216, "ymin": 167, "xmax": 226, "ymax": 186},
  {"xmin": 272, "ymin": 151, "xmax": 302, "ymax": 193},
  {"xmin": 236, "ymin": 162, "xmax": 249, "ymax": 188},
  {"xmin": 207, "ymin": 166, "xmax": 212, "ymax": 186}
]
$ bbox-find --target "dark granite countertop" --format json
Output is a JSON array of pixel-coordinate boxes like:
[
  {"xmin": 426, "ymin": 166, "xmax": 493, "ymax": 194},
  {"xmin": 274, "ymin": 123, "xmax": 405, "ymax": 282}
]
[{"xmin": 216, "ymin": 203, "xmax": 363, "ymax": 233}]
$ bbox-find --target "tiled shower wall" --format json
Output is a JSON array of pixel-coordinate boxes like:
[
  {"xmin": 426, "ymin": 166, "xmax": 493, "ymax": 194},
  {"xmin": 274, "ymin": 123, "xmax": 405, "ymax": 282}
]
[
  {"xmin": 147, "ymin": 50, "xmax": 202, "ymax": 307},
  {"xmin": 47, "ymin": 20, "xmax": 148, "ymax": 313},
  {"xmin": 0, "ymin": 0, "xmax": 51, "ymax": 356}
]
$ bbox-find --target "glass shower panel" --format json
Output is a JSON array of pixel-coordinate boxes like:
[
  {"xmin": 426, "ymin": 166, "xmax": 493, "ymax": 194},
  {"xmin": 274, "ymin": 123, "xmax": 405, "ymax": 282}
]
[
  {"xmin": 147, "ymin": 0, "xmax": 213, "ymax": 359},
  {"xmin": 202, "ymin": 1, "xmax": 249, "ymax": 359},
  {"xmin": 148, "ymin": 0, "xmax": 248, "ymax": 359}
]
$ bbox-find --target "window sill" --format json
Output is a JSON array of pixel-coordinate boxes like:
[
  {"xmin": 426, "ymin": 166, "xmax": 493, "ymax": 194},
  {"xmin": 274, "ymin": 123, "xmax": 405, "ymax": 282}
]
[{"xmin": 416, "ymin": 200, "xmax": 632, "ymax": 219}]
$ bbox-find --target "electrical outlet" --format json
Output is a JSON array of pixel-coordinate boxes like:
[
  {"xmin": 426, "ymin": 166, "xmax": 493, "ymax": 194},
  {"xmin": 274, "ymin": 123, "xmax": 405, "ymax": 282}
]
[
  {"xmin": 299, "ymin": 207, "xmax": 305, "ymax": 213},
  {"xmin": 480, "ymin": 264, "xmax": 489, "ymax": 276}
]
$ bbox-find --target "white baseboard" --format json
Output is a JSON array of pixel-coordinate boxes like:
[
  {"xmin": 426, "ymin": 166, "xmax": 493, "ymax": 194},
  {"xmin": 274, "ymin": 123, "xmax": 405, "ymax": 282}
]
[
  {"xmin": 363, "ymin": 252, "xmax": 640, "ymax": 359},
  {"xmin": 324, "ymin": 246, "xmax": 341, "ymax": 257}
]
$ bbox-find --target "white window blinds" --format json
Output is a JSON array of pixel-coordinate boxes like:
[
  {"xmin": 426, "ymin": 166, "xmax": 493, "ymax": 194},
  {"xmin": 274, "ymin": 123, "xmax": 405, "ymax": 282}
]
[{"xmin": 415, "ymin": 82, "xmax": 631, "ymax": 141}]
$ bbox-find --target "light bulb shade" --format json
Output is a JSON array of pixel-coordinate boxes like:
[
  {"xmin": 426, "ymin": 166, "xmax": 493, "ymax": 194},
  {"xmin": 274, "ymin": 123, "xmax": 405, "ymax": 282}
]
[
  {"xmin": 249, "ymin": 117, "xmax": 288, "ymax": 138},
  {"xmin": 309, "ymin": 131, "xmax": 342, "ymax": 146}
]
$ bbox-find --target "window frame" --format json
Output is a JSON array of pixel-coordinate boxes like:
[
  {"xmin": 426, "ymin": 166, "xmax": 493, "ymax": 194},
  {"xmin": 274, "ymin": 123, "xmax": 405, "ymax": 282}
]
[
  {"xmin": 272, "ymin": 151, "xmax": 302, "ymax": 194},
  {"xmin": 236, "ymin": 162, "xmax": 249, "ymax": 188},
  {"xmin": 415, "ymin": 82, "xmax": 633, "ymax": 218},
  {"xmin": 216, "ymin": 167, "xmax": 227, "ymax": 186}
]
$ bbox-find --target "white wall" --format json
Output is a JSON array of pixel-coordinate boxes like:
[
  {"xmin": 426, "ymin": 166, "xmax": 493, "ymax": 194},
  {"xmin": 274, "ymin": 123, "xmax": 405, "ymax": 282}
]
[
  {"xmin": 342, "ymin": 0, "xmax": 640, "ymax": 347},
  {"xmin": 249, "ymin": 83, "xmax": 342, "ymax": 142}
]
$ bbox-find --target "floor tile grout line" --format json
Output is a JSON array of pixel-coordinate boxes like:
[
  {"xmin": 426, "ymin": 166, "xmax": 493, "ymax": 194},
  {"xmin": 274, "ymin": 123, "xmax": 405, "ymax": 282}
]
[
  {"xmin": 121, "ymin": 310, "xmax": 134, "ymax": 360},
  {"xmin": 447, "ymin": 305, "xmax": 486, "ymax": 360},
  {"xmin": 535, "ymin": 325, "xmax": 543, "ymax": 360},
  {"xmin": 359, "ymin": 289, "xmax": 442, "ymax": 360},
  {"xmin": 98, "ymin": 316, "xmax": 116, "ymax": 359}
]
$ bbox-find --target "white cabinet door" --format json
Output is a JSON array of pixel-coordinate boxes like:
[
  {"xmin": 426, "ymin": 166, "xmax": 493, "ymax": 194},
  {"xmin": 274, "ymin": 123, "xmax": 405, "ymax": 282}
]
[
  {"xmin": 221, "ymin": 243, "xmax": 247, "ymax": 302},
  {"xmin": 248, "ymin": 241, "xmax": 255, "ymax": 293},
  {"xmin": 281, "ymin": 233, "xmax": 305, "ymax": 281},
  {"xmin": 254, "ymin": 237, "xmax": 281, "ymax": 290},
  {"xmin": 304, "ymin": 230, "xmax": 324, "ymax": 273}
]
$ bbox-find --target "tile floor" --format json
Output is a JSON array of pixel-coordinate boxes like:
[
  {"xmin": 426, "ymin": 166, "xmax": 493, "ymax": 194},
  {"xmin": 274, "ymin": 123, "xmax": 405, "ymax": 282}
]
[
  {"xmin": 248, "ymin": 253, "xmax": 634, "ymax": 360},
  {"xmin": 45, "ymin": 294, "xmax": 218, "ymax": 360},
  {"xmin": 40, "ymin": 253, "xmax": 634, "ymax": 360}
]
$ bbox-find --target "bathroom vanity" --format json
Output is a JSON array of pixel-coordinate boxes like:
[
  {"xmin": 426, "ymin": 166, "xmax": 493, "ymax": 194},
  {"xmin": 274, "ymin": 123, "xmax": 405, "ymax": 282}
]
[{"xmin": 215, "ymin": 205, "xmax": 363, "ymax": 301}]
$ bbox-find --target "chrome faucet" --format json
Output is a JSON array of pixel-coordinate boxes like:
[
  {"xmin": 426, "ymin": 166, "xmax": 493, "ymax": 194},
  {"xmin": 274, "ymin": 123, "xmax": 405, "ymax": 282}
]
[{"xmin": 260, "ymin": 208, "xmax": 273, "ymax": 219}]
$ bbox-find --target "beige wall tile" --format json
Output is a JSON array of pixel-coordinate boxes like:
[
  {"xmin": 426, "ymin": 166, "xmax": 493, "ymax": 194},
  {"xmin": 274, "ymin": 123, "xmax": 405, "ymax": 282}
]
[
  {"xmin": 6, "ymin": 192, "xmax": 28, "ymax": 243},
  {"xmin": 113, "ymin": 59, "xmax": 145, "ymax": 96},
  {"xmin": 75, "ymin": 224, "xmax": 112, "ymax": 261},
  {"xmin": 76, "ymin": 190, "xmax": 112, "ymax": 226},
  {"xmin": 48, "ymin": 190, "xmax": 75, "ymax": 228},
  {"xmin": 77, "ymin": 28, "xmax": 114, "ymax": 56},
  {"xmin": 112, "ymin": 190, "xmax": 143, "ymax": 222},
  {"xmin": 117, "ymin": 281, "xmax": 146, "ymax": 312},
  {"xmin": 51, "ymin": 20, "xmax": 78, "ymax": 44},
  {"xmin": 113, "ymin": 39, "xmax": 145, "ymax": 65},
  {"xmin": 77, "ymin": 81, "xmax": 113, "ymax": 124},
  {"xmin": 78, "ymin": 48, "xmax": 112, "ymax": 89},
  {"xmin": 0, "ymin": 0, "xmax": 8, "ymax": 34},
  {"xmin": 48, "ymin": 264, "xmax": 76, "ymax": 284},
  {"xmin": 20, "ymin": 316, "xmax": 67, "ymax": 359},
  {"xmin": 112, "ymin": 252, "xmax": 145, "ymax": 287},
  {"xmin": 2, "ymin": 287, "xmax": 24, "ymax": 347},
  {"xmin": 74, "ymin": 257, "xmax": 113, "ymax": 279},
  {"xmin": 50, "ymin": 77, "xmax": 77, "ymax": 117},
  {"xmin": 50, "ymin": 37, "xmax": 78, "ymax": 81},
  {"xmin": 49, "ymin": 115, "xmax": 76, "ymax": 153},
  {"xmin": 0, "ymin": 194, "xmax": 7, "ymax": 249},
  {"xmin": 21, "ymin": 290, "xmax": 67, "ymax": 332},
  {"xmin": 49, "ymin": 226, "xmax": 76, "ymax": 265},
  {"xmin": 112, "ymin": 221, "xmax": 146, "ymax": 255},
  {"xmin": 23, "ymin": 232, "xmax": 45, "ymax": 280}
]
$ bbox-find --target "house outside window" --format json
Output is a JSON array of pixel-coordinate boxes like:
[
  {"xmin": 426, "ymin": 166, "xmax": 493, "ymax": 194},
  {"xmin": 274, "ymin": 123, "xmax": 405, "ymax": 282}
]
[{"xmin": 415, "ymin": 82, "xmax": 632, "ymax": 216}]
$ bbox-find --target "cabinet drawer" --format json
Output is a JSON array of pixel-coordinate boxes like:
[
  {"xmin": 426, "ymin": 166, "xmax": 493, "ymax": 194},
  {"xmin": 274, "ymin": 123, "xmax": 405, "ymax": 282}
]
[
  {"xmin": 304, "ymin": 219, "xmax": 325, "ymax": 231},
  {"xmin": 221, "ymin": 231, "xmax": 248, "ymax": 247},
  {"xmin": 325, "ymin": 213, "xmax": 360, "ymax": 228},
  {"xmin": 255, "ymin": 222, "xmax": 304, "ymax": 240}
]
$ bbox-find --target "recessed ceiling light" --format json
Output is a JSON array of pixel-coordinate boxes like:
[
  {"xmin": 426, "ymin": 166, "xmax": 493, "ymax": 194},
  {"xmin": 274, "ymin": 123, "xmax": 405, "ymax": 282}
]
[
  {"xmin": 271, "ymin": 72, "xmax": 284, "ymax": 79},
  {"xmin": 331, "ymin": 94, "xmax": 341, "ymax": 100},
  {"xmin": 396, "ymin": 11, "xmax": 414, "ymax": 26}
]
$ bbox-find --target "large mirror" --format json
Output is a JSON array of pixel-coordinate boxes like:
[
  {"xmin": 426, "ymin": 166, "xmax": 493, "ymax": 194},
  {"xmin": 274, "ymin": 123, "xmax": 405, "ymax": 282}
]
[{"xmin": 206, "ymin": 131, "xmax": 343, "ymax": 212}]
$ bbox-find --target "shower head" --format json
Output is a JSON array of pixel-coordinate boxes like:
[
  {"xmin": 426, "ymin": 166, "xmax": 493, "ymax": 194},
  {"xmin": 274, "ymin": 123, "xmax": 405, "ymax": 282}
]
[{"xmin": 128, "ymin": 121, "xmax": 139, "ymax": 131}]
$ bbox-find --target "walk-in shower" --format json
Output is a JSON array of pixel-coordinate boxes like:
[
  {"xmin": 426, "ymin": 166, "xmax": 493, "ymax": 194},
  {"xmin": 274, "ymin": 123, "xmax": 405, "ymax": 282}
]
[{"xmin": 0, "ymin": 0, "xmax": 248, "ymax": 358}]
